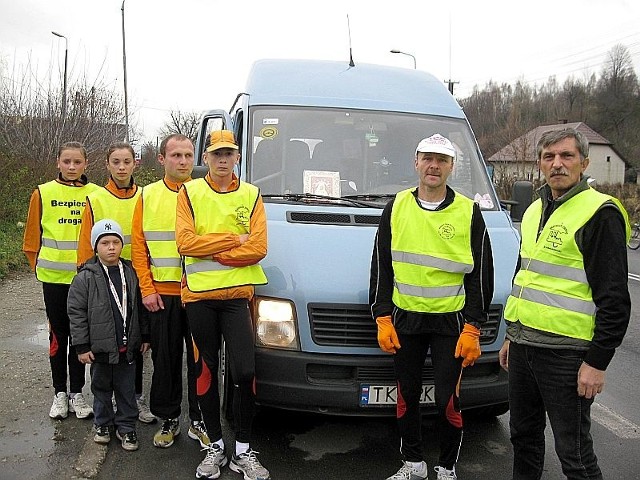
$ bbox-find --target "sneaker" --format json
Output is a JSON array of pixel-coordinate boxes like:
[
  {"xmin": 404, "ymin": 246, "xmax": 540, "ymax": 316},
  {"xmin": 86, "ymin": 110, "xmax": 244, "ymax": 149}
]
[
  {"xmin": 136, "ymin": 396, "xmax": 157, "ymax": 424},
  {"xmin": 189, "ymin": 420, "xmax": 211, "ymax": 448},
  {"xmin": 116, "ymin": 430, "xmax": 139, "ymax": 451},
  {"xmin": 49, "ymin": 392, "xmax": 68, "ymax": 419},
  {"xmin": 434, "ymin": 466, "xmax": 456, "ymax": 480},
  {"xmin": 387, "ymin": 461, "xmax": 428, "ymax": 480},
  {"xmin": 153, "ymin": 418, "xmax": 180, "ymax": 448},
  {"xmin": 195, "ymin": 444, "xmax": 228, "ymax": 479},
  {"xmin": 69, "ymin": 393, "xmax": 93, "ymax": 419},
  {"xmin": 229, "ymin": 449, "xmax": 270, "ymax": 480},
  {"xmin": 93, "ymin": 425, "xmax": 111, "ymax": 444}
]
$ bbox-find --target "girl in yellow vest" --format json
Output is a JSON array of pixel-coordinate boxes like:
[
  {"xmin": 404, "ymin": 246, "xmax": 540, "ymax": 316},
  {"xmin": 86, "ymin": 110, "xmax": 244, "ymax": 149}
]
[
  {"xmin": 22, "ymin": 141, "xmax": 99, "ymax": 421},
  {"xmin": 76, "ymin": 142, "xmax": 155, "ymax": 424}
]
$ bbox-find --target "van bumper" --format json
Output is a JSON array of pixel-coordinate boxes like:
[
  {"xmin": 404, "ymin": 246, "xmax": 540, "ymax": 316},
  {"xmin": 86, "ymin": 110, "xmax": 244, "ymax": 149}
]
[{"xmin": 254, "ymin": 347, "xmax": 508, "ymax": 416}]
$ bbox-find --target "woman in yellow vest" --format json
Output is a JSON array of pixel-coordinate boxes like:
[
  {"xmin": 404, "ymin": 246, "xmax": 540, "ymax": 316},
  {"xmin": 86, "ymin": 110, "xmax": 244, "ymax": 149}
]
[
  {"xmin": 23, "ymin": 141, "xmax": 98, "ymax": 421},
  {"xmin": 76, "ymin": 142, "xmax": 155, "ymax": 424},
  {"xmin": 175, "ymin": 130, "xmax": 270, "ymax": 480}
]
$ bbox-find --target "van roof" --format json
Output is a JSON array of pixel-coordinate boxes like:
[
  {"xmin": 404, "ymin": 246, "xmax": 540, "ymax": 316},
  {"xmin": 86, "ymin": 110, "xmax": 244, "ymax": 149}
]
[{"xmin": 244, "ymin": 59, "xmax": 464, "ymax": 118}]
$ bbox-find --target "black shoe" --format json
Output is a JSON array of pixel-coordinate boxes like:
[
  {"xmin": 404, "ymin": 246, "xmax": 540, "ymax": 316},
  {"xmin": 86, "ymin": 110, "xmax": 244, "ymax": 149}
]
[{"xmin": 116, "ymin": 430, "xmax": 139, "ymax": 451}]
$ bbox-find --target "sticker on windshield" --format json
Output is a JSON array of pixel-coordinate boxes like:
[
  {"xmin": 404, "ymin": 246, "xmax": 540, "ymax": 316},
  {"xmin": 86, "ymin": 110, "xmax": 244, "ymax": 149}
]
[
  {"xmin": 259, "ymin": 126, "xmax": 278, "ymax": 140},
  {"xmin": 474, "ymin": 193, "xmax": 494, "ymax": 209},
  {"xmin": 262, "ymin": 118, "xmax": 279, "ymax": 125}
]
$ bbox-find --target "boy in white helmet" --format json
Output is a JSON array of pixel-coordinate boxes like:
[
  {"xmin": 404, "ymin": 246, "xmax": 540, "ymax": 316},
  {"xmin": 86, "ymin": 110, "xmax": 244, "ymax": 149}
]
[{"xmin": 68, "ymin": 219, "xmax": 150, "ymax": 452}]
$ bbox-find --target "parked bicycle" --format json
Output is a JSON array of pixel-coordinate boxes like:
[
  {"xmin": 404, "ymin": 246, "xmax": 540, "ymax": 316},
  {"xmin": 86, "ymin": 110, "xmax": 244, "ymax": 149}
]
[{"xmin": 629, "ymin": 222, "xmax": 640, "ymax": 250}]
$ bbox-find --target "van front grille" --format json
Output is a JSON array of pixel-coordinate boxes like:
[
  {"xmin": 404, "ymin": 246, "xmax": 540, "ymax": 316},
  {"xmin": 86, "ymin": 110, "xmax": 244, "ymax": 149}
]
[{"xmin": 308, "ymin": 303, "xmax": 503, "ymax": 347}]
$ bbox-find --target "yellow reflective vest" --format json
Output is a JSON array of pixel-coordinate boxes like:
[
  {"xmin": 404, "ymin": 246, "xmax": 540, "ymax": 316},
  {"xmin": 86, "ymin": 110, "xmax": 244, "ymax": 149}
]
[
  {"xmin": 36, "ymin": 180, "xmax": 99, "ymax": 284},
  {"xmin": 141, "ymin": 180, "xmax": 182, "ymax": 283},
  {"xmin": 88, "ymin": 187, "xmax": 140, "ymax": 260},
  {"xmin": 504, "ymin": 188, "xmax": 630, "ymax": 341},
  {"xmin": 390, "ymin": 189, "xmax": 474, "ymax": 313},
  {"xmin": 182, "ymin": 179, "xmax": 267, "ymax": 292}
]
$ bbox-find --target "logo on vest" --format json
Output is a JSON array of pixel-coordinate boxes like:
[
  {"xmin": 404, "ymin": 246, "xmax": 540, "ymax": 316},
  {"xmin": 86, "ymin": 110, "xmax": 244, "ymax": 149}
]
[
  {"xmin": 235, "ymin": 206, "xmax": 250, "ymax": 228},
  {"xmin": 545, "ymin": 224, "xmax": 568, "ymax": 250},
  {"xmin": 438, "ymin": 223, "xmax": 455, "ymax": 240}
]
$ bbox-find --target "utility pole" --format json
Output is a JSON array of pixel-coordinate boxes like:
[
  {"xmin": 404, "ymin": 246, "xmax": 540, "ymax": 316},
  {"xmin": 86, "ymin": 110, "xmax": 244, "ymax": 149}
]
[
  {"xmin": 444, "ymin": 13, "xmax": 458, "ymax": 96},
  {"xmin": 51, "ymin": 31, "xmax": 68, "ymax": 119},
  {"xmin": 121, "ymin": 0, "xmax": 130, "ymax": 142}
]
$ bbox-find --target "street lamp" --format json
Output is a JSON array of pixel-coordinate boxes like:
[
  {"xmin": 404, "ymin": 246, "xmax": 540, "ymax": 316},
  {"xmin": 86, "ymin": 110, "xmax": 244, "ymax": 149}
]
[
  {"xmin": 390, "ymin": 49, "xmax": 416, "ymax": 69},
  {"xmin": 121, "ymin": 0, "xmax": 130, "ymax": 142},
  {"xmin": 51, "ymin": 31, "xmax": 68, "ymax": 118}
]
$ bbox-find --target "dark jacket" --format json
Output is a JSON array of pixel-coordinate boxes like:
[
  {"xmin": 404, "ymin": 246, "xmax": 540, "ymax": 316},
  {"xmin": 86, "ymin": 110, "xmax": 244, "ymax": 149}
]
[
  {"xmin": 506, "ymin": 177, "xmax": 630, "ymax": 370},
  {"xmin": 370, "ymin": 186, "xmax": 494, "ymax": 336},
  {"xmin": 68, "ymin": 256, "xmax": 148, "ymax": 364}
]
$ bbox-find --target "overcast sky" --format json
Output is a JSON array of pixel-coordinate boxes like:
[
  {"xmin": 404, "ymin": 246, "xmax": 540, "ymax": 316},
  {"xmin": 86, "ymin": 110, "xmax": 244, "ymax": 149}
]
[{"xmin": 2, "ymin": 0, "xmax": 640, "ymax": 143}]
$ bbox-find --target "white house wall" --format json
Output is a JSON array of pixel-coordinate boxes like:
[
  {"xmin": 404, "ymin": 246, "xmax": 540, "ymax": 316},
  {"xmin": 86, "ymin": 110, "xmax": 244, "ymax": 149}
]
[{"xmin": 585, "ymin": 145, "xmax": 625, "ymax": 184}]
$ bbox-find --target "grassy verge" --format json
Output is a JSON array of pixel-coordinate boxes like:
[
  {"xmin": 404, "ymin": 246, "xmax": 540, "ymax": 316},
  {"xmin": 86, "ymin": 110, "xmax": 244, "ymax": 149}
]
[{"xmin": 0, "ymin": 221, "xmax": 29, "ymax": 279}]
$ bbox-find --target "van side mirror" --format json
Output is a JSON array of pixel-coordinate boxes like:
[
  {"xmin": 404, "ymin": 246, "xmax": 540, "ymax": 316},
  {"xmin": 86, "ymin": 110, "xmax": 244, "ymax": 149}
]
[{"xmin": 509, "ymin": 181, "xmax": 534, "ymax": 222}]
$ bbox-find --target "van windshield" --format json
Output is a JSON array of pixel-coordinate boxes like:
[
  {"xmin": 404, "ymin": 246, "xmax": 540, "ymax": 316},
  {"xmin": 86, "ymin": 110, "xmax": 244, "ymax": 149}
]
[{"xmin": 249, "ymin": 107, "xmax": 498, "ymax": 209}]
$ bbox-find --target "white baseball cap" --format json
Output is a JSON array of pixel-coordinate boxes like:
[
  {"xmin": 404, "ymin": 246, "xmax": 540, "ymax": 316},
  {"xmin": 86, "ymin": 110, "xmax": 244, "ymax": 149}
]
[
  {"xmin": 91, "ymin": 219, "xmax": 124, "ymax": 251},
  {"xmin": 415, "ymin": 134, "xmax": 456, "ymax": 159}
]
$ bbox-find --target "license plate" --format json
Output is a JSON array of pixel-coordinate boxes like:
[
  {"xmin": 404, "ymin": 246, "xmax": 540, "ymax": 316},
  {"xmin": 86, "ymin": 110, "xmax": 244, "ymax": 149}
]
[{"xmin": 360, "ymin": 384, "xmax": 435, "ymax": 406}]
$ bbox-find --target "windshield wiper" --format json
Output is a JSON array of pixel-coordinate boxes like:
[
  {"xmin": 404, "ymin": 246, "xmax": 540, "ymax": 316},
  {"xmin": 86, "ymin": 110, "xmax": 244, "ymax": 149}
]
[
  {"xmin": 343, "ymin": 194, "xmax": 396, "ymax": 201},
  {"xmin": 262, "ymin": 193, "xmax": 379, "ymax": 208}
]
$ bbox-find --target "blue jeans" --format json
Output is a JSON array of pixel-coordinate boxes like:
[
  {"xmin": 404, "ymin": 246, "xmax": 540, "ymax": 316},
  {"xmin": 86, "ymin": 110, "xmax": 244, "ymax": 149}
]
[{"xmin": 508, "ymin": 341, "xmax": 602, "ymax": 480}]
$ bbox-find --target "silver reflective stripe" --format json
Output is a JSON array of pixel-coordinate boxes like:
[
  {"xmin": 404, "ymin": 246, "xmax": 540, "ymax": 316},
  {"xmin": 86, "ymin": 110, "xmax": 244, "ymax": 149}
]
[
  {"xmin": 151, "ymin": 257, "xmax": 182, "ymax": 268},
  {"xmin": 123, "ymin": 235, "xmax": 132, "ymax": 245},
  {"xmin": 41, "ymin": 238, "xmax": 78, "ymax": 250},
  {"xmin": 36, "ymin": 259, "xmax": 77, "ymax": 271},
  {"xmin": 395, "ymin": 281, "xmax": 465, "ymax": 299},
  {"xmin": 519, "ymin": 287, "xmax": 596, "ymax": 316},
  {"xmin": 185, "ymin": 260, "xmax": 233, "ymax": 274},
  {"xmin": 392, "ymin": 250, "xmax": 473, "ymax": 273},
  {"xmin": 521, "ymin": 257, "xmax": 588, "ymax": 284},
  {"xmin": 144, "ymin": 231, "xmax": 176, "ymax": 241}
]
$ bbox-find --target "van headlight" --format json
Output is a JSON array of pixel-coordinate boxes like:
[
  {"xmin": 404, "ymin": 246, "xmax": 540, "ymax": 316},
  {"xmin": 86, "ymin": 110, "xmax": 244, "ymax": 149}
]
[{"xmin": 255, "ymin": 298, "xmax": 299, "ymax": 350}]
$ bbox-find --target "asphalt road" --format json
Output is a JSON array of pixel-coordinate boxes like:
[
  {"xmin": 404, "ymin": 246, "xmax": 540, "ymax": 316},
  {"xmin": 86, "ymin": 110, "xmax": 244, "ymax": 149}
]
[{"xmin": 1, "ymin": 249, "xmax": 639, "ymax": 479}]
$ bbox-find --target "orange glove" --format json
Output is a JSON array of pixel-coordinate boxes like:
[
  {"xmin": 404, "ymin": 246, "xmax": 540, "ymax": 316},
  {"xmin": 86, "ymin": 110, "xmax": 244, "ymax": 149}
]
[
  {"xmin": 455, "ymin": 323, "xmax": 481, "ymax": 367},
  {"xmin": 376, "ymin": 315, "xmax": 401, "ymax": 354}
]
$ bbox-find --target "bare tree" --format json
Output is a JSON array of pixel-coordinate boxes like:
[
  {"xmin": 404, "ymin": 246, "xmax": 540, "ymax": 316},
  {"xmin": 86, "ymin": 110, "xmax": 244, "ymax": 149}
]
[
  {"xmin": 158, "ymin": 110, "xmax": 200, "ymax": 142},
  {"xmin": 0, "ymin": 57, "xmax": 130, "ymax": 176}
]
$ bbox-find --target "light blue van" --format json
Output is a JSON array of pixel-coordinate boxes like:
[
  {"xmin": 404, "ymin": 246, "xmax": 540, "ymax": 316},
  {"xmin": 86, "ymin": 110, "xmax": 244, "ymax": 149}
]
[{"xmin": 194, "ymin": 59, "xmax": 522, "ymax": 417}]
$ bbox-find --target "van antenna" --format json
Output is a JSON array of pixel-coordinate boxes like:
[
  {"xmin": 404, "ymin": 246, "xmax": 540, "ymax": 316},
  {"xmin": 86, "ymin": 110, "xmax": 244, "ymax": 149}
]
[{"xmin": 347, "ymin": 14, "xmax": 355, "ymax": 67}]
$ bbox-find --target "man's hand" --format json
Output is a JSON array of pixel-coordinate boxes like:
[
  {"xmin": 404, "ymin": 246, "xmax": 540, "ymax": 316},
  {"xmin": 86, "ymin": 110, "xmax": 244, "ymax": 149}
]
[
  {"xmin": 376, "ymin": 316, "xmax": 401, "ymax": 354},
  {"xmin": 578, "ymin": 362, "xmax": 605, "ymax": 399},
  {"xmin": 142, "ymin": 293, "xmax": 164, "ymax": 313},
  {"xmin": 499, "ymin": 339, "xmax": 510, "ymax": 371},
  {"xmin": 78, "ymin": 351, "xmax": 95, "ymax": 365},
  {"xmin": 455, "ymin": 323, "xmax": 481, "ymax": 367},
  {"xmin": 140, "ymin": 342, "xmax": 151, "ymax": 354}
]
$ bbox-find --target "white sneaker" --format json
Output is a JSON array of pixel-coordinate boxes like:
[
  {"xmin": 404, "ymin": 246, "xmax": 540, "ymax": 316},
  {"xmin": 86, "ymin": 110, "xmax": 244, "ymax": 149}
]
[
  {"xmin": 136, "ymin": 396, "xmax": 157, "ymax": 424},
  {"xmin": 69, "ymin": 393, "xmax": 93, "ymax": 419},
  {"xmin": 195, "ymin": 444, "xmax": 228, "ymax": 479},
  {"xmin": 49, "ymin": 392, "xmax": 68, "ymax": 419},
  {"xmin": 434, "ymin": 466, "xmax": 457, "ymax": 480},
  {"xmin": 387, "ymin": 461, "xmax": 428, "ymax": 480}
]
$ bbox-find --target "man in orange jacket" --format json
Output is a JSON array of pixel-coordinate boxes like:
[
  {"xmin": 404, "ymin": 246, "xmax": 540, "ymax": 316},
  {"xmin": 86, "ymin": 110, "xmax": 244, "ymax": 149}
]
[
  {"xmin": 131, "ymin": 134, "xmax": 207, "ymax": 449},
  {"xmin": 176, "ymin": 130, "xmax": 270, "ymax": 480},
  {"xmin": 370, "ymin": 134, "xmax": 494, "ymax": 480}
]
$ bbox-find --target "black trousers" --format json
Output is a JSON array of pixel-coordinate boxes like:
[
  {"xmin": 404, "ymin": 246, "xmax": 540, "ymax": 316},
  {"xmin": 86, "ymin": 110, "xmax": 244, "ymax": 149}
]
[
  {"xmin": 185, "ymin": 299, "xmax": 256, "ymax": 444},
  {"xmin": 91, "ymin": 356, "xmax": 137, "ymax": 434},
  {"xmin": 43, "ymin": 282, "xmax": 86, "ymax": 394},
  {"xmin": 149, "ymin": 295, "xmax": 200, "ymax": 421},
  {"xmin": 393, "ymin": 332, "xmax": 463, "ymax": 469}
]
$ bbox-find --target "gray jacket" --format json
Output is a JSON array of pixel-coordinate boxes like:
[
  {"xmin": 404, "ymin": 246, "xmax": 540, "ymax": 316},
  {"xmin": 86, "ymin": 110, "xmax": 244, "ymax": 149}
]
[{"xmin": 68, "ymin": 256, "xmax": 148, "ymax": 364}]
